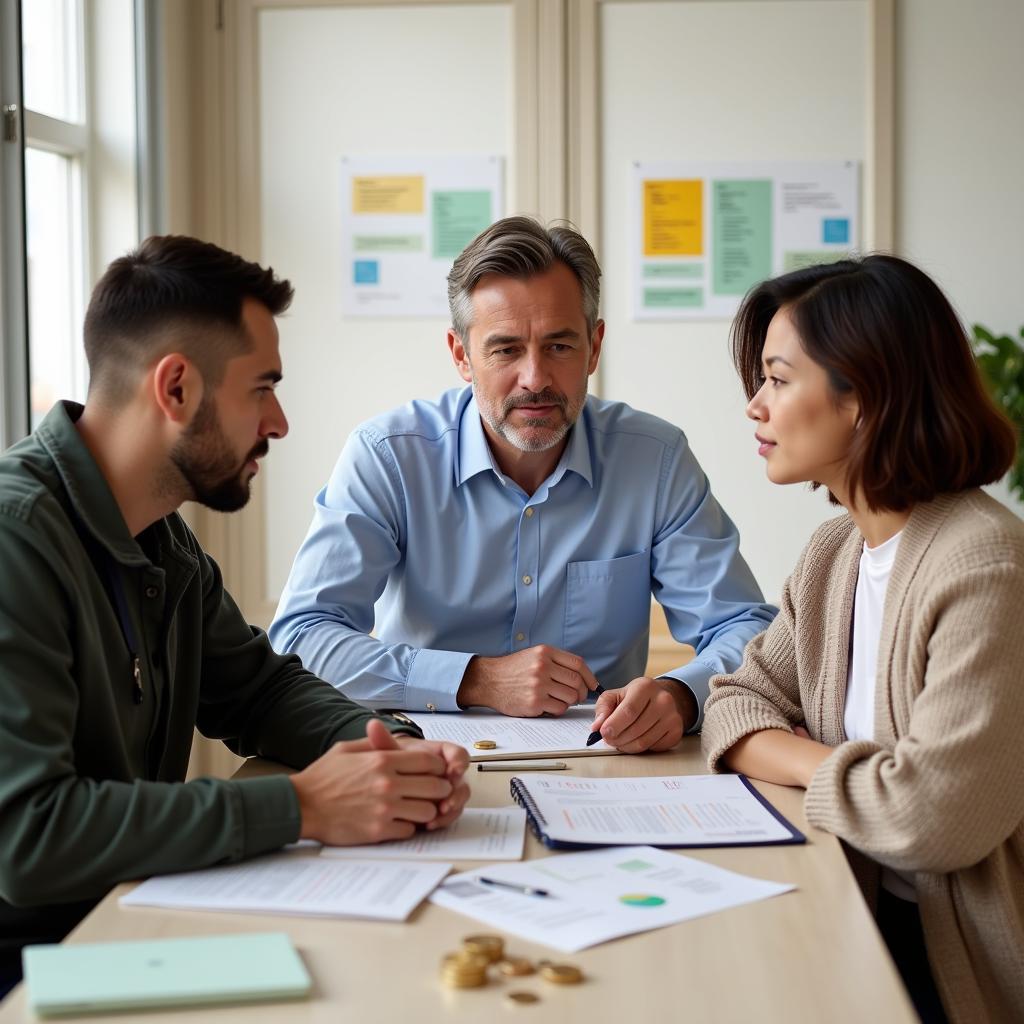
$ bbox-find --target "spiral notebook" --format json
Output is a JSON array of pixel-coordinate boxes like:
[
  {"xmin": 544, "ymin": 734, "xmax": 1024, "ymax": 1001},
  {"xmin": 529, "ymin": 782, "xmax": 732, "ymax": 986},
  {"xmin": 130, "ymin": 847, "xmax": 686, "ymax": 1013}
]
[{"xmin": 510, "ymin": 773, "xmax": 804, "ymax": 848}]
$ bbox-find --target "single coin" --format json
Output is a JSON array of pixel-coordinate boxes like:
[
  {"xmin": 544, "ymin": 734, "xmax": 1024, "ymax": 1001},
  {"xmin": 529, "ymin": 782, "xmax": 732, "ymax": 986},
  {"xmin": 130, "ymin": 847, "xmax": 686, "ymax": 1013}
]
[
  {"xmin": 541, "ymin": 963, "xmax": 584, "ymax": 985},
  {"xmin": 473, "ymin": 739, "xmax": 498, "ymax": 750},
  {"xmin": 505, "ymin": 991, "xmax": 540, "ymax": 1005},
  {"xmin": 463, "ymin": 934, "xmax": 505, "ymax": 962},
  {"xmin": 498, "ymin": 957, "xmax": 535, "ymax": 977}
]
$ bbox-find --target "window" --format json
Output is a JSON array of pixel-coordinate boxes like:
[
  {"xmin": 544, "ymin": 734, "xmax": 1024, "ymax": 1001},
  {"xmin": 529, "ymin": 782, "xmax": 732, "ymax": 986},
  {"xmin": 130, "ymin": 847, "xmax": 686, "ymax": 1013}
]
[
  {"xmin": 24, "ymin": 147, "xmax": 86, "ymax": 425},
  {"xmin": 22, "ymin": 0, "xmax": 89, "ymax": 428},
  {"xmin": 1, "ymin": 0, "xmax": 140, "ymax": 442}
]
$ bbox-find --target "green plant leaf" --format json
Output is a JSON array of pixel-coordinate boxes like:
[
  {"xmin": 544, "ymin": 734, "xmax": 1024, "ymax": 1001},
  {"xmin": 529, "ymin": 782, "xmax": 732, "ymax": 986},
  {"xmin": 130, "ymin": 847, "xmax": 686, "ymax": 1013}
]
[{"xmin": 973, "ymin": 323, "xmax": 1024, "ymax": 506}]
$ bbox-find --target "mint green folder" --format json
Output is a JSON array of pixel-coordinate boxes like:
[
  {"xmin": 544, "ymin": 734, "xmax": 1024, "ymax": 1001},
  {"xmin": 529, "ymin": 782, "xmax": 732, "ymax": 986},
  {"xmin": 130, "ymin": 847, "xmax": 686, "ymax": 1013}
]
[{"xmin": 22, "ymin": 931, "xmax": 312, "ymax": 1017}]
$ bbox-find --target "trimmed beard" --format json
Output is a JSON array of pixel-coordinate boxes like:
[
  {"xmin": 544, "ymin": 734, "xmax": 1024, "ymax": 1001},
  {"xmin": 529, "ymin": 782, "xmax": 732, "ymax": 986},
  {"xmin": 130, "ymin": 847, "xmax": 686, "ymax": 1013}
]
[{"xmin": 169, "ymin": 397, "xmax": 267, "ymax": 512}]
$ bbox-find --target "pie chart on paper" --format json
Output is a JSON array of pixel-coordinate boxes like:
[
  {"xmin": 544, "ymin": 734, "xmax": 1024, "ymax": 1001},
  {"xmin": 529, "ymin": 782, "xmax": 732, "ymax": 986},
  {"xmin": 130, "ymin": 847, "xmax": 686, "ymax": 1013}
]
[{"xmin": 619, "ymin": 893, "xmax": 667, "ymax": 908}]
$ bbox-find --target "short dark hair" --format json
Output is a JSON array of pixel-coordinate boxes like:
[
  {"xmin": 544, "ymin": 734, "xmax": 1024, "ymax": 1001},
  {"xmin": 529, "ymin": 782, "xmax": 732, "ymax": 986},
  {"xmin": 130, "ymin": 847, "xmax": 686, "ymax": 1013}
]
[
  {"xmin": 731, "ymin": 254, "xmax": 1016, "ymax": 511},
  {"xmin": 83, "ymin": 235, "xmax": 293, "ymax": 403},
  {"xmin": 447, "ymin": 216, "xmax": 601, "ymax": 339}
]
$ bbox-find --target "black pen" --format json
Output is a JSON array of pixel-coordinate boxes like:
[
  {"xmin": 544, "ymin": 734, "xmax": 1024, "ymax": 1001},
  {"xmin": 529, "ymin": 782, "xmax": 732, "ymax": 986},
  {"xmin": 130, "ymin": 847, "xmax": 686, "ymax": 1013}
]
[
  {"xmin": 478, "ymin": 877, "xmax": 551, "ymax": 898},
  {"xmin": 586, "ymin": 683, "xmax": 605, "ymax": 746}
]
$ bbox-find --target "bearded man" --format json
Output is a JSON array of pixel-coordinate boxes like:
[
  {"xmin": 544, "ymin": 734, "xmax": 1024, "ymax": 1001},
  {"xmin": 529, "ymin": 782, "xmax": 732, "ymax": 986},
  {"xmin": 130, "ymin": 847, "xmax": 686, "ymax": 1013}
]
[{"xmin": 0, "ymin": 236, "xmax": 469, "ymax": 996}]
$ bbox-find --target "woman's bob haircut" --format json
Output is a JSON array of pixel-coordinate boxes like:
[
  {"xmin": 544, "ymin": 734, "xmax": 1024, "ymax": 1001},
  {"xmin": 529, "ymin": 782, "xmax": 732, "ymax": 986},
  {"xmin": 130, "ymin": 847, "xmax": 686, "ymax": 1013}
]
[{"xmin": 732, "ymin": 254, "xmax": 1016, "ymax": 512}]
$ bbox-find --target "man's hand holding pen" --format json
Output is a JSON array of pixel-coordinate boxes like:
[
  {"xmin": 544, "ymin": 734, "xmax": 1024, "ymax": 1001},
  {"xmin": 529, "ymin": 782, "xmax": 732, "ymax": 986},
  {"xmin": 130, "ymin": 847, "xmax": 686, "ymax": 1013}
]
[{"xmin": 587, "ymin": 677, "xmax": 695, "ymax": 753}]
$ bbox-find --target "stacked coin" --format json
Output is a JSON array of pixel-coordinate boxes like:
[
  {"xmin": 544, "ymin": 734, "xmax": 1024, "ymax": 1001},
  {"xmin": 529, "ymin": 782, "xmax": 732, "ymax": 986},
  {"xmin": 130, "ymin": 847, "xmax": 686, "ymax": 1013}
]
[
  {"xmin": 462, "ymin": 934, "xmax": 505, "ymax": 963},
  {"xmin": 473, "ymin": 739, "xmax": 497, "ymax": 750},
  {"xmin": 438, "ymin": 935, "xmax": 585, "ymax": 996},
  {"xmin": 440, "ymin": 950, "xmax": 490, "ymax": 989}
]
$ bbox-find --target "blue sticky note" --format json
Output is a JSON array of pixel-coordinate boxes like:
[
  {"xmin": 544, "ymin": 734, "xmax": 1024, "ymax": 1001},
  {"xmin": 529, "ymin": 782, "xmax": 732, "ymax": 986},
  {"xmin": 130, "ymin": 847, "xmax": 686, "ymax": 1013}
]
[
  {"xmin": 822, "ymin": 218, "xmax": 849, "ymax": 244},
  {"xmin": 353, "ymin": 260, "xmax": 379, "ymax": 285}
]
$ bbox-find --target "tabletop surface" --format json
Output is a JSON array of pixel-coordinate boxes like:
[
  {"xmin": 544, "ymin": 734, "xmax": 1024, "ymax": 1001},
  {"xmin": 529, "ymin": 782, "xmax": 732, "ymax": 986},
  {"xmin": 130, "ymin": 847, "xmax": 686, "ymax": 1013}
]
[{"xmin": 0, "ymin": 738, "xmax": 916, "ymax": 1024}]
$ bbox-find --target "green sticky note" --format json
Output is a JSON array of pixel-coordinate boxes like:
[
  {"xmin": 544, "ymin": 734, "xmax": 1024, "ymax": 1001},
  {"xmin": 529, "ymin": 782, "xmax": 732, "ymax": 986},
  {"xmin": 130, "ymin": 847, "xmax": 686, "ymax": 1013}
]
[
  {"xmin": 783, "ymin": 250, "xmax": 849, "ymax": 272},
  {"xmin": 432, "ymin": 191, "xmax": 492, "ymax": 260},
  {"xmin": 643, "ymin": 287, "xmax": 703, "ymax": 309},
  {"xmin": 712, "ymin": 179, "xmax": 772, "ymax": 296},
  {"xmin": 643, "ymin": 263, "xmax": 703, "ymax": 280},
  {"xmin": 353, "ymin": 235, "xmax": 424, "ymax": 253}
]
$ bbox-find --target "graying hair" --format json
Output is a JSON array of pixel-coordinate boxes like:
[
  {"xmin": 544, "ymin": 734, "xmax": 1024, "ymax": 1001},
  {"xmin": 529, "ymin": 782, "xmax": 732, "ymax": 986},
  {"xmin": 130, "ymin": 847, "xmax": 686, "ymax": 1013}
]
[{"xmin": 447, "ymin": 216, "xmax": 601, "ymax": 342}]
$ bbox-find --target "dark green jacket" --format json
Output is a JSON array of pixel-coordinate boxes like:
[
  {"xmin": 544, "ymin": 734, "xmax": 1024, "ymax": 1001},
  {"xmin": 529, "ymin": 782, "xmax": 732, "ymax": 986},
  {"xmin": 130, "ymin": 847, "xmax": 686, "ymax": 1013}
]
[{"xmin": 0, "ymin": 402, "xmax": 412, "ymax": 958}]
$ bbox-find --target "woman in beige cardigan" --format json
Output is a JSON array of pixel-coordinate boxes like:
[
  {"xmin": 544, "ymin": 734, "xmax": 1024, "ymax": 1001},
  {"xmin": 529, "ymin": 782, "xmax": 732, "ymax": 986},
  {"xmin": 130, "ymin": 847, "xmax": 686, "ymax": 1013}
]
[{"xmin": 701, "ymin": 255, "xmax": 1023, "ymax": 1024}]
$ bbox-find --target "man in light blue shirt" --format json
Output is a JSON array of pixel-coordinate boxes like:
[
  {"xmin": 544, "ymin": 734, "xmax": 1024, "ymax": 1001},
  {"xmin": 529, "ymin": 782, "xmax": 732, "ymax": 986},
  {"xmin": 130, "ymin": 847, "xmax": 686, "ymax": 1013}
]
[{"xmin": 271, "ymin": 217, "xmax": 775, "ymax": 752}]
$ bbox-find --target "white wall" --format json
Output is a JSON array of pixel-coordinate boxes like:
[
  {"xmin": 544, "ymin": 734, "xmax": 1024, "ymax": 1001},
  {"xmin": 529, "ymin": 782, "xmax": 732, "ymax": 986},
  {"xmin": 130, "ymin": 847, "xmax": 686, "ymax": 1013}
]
[
  {"xmin": 896, "ymin": 0, "xmax": 1024, "ymax": 516},
  {"xmin": 250, "ymin": 0, "xmax": 1023, "ymax": 608},
  {"xmin": 598, "ymin": 1, "xmax": 865, "ymax": 603},
  {"xmin": 596, "ymin": 0, "xmax": 1023, "ymax": 604},
  {"xmin": 257, "ymin": 4, "xmax": 513, "ymax": 597}
]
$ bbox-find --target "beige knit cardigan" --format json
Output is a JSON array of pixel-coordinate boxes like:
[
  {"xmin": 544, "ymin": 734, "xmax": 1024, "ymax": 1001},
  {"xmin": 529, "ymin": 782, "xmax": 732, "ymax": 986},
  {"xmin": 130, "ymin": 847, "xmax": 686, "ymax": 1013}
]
[{"xmin": 701, "ymin": 489, "xmax": 1024, "ymax": 1024}]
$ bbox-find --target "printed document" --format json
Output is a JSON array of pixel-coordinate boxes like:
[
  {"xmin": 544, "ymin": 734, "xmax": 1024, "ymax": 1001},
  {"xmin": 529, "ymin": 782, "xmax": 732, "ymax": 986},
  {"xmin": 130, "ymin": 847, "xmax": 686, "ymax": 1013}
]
[
  {"xmin": 401, "ymin": 705, "xmax": 616, "ymax": 760},
  {"xmin": 430, "ymin": 845, "xmax": 794, "ymax": 952},
  {"xmin": 121, "ymin": 852, "xmax": 450, "ymax": 922},
  {"xmin": 320, "ymin": 808, "xmax": 526, "ymax": 861},
  {"xmin": 513, "ymin": 773, "xmax": 799, "ymax": 846}
]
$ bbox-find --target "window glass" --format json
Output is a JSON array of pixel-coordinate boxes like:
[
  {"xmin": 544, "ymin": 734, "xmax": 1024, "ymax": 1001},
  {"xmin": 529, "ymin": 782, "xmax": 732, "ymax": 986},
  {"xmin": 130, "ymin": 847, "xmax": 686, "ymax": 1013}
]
[
  {"xmin": 25, "ymin": 147, "xmax": 86, "ymax": 427},
  {"xmin": 22, "ymin": 0, "xmax": 83, "ymax": 123}
]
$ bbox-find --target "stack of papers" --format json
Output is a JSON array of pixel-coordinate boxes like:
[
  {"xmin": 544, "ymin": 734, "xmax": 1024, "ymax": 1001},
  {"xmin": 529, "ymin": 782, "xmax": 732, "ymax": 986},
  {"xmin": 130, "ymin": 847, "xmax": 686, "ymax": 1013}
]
[
  {"xmin": 121, "ymin": 853, "xmax": 451, "ymax": 922},
  {"xmin": 430, "ymin": 845, "xmax": 794, "ymax": 952}
]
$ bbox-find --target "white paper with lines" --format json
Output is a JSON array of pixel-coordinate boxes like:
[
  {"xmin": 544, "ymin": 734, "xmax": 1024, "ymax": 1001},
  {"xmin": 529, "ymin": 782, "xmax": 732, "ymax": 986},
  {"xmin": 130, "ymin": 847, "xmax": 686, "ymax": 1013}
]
[
  {"xmin": 401, "ymin": 705, "xmax": 616, "ymax": 760},
  {"xmin": 512, "ymin": 773, "xmax": 800, "ymax": 846},
  {"xmin": 319, "ymin": 808, "xmax": 526, "ymax": 861}
]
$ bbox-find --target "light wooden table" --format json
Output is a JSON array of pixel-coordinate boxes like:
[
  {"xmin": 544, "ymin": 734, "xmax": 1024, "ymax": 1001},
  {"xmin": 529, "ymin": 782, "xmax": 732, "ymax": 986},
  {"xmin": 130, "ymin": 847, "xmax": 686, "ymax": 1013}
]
[{"xmin": 0, "ymin": 740, "xmax": 915, "ymax": 1023}]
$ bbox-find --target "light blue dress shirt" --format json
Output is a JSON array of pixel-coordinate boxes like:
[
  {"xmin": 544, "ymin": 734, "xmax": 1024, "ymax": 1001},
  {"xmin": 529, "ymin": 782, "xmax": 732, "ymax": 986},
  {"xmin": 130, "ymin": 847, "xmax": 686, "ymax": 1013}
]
[{"xmin": 270, "ymin": 388, "xmax": 776, "ymax": 727}]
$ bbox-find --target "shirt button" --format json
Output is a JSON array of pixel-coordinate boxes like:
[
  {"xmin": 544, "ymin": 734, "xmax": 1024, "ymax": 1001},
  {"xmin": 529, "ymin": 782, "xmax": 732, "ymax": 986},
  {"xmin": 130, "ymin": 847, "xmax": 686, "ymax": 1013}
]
[
  {"xmin": 516, "ymin": 632, "xmax": 525, "ymax": 642},
  {"xmin": 144, "ymin": 585, "xmax": 159, "ymax": 599},
  {"xmin": 522, "ymin": 574, "xmax": 532, "ymax": 586},
  {"xmin": 524, "ymin": 507, "xmax": 534, "ymax": 518}
]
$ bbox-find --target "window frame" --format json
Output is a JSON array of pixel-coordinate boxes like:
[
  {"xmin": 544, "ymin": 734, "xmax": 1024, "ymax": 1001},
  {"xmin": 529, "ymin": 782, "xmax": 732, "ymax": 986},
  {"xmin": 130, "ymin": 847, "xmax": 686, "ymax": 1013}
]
[
  {"xmin": 1, "ymin": 0, "xmax": 150, "ymax": 449},
  {"xmin": 0, "ymin": 0, "xmax": 28, "ymax": 450}
]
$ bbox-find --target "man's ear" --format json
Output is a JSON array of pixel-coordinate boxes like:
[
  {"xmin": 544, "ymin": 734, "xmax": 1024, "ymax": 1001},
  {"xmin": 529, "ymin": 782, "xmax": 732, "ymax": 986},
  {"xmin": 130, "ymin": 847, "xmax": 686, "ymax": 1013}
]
[
  {"xmin": 448, "ymin": 329, "xmax": 473, "ymax": 384},
  {"xmin": 152, "ymin": 353, "xmax": 204, "ymax": 425},
  {"xmin": 587, "ymin": 320, "xmax": 605, "ymax": 375}
]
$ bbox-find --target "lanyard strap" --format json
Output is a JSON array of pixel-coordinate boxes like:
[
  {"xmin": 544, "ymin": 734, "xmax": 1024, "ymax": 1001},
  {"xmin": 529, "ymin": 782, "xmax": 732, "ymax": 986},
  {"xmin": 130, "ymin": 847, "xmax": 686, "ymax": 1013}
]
[
  {"xmin": 67, "ymin": 507, "xmax": 144, "ymax": 706},
  {"xmin": 102, "ymin": 560, "xmax": 144, "ymax": 705}
]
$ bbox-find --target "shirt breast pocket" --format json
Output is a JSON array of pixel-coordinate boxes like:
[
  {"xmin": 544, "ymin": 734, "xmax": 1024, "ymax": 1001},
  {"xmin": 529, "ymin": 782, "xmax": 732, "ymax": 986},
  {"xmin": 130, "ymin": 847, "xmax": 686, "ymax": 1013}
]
[{"xmin": 564, "ymin": 550, "xmax": 651, "ymax": 666}]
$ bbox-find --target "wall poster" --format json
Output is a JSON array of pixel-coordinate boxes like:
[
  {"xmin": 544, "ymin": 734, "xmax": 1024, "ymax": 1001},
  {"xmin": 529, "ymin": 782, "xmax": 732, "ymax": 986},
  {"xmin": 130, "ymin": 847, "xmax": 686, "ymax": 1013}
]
[
  {"xmin": 633, "ymin": 161, "xmax": 859, "ymax": 321},
  {"xmin": 341, "ymin": 155, "xmax": 504, "ymax": 317}
]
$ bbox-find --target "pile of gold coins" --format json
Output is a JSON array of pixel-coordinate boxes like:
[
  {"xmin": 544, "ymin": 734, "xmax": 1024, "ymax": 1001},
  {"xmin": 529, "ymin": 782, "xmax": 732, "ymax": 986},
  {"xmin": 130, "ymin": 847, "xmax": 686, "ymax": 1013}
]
[{"xmin": 440, "ymin": 934, "xmax": 585, "ymax": 1005}]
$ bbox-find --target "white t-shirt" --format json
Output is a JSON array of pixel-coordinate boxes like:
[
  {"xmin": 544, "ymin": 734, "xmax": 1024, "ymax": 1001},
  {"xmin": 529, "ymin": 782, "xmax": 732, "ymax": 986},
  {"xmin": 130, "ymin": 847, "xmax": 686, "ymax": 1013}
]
[{"xmin": 844, "ymin": 530, "xmax": 917, "ymax": 901}]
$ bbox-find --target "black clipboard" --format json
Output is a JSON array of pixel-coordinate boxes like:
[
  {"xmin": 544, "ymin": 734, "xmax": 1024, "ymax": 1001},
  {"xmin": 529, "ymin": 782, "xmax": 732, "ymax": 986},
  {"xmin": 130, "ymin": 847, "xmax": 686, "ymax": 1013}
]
[{"xmin": 510, "ymin": 773, "xmax": 806, "ymax": 850}]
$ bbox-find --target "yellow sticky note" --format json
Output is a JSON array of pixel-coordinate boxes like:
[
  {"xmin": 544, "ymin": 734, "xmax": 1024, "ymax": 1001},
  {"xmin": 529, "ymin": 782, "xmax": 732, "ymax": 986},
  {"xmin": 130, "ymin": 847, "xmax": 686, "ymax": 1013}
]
[
  {"xmin": 352, "ymin": 176, "xmax": 425, "ymax": 215},
  {"xmin": 643, "ymin": 179, "xmax": 703, "ymax": 257}
]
